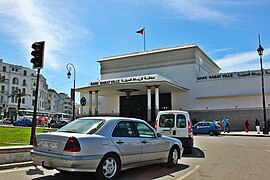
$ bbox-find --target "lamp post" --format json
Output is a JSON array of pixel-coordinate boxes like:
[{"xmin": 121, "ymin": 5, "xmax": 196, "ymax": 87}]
[
  {"xmin": 257, "ymin": 34, "xmax": 268, "ymax": 134},
  {"xmin": 66, "ymin": 63, "xmax": 76, "ymax": 121}
]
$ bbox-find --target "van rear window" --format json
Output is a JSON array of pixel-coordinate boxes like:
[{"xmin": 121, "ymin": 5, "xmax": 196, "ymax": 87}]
[
  {"xmin": 177, "ymin": 114, "xmax": 186, "ymax": 128},
  {"xmin": 159, "ymin": 114, "xmax": 175, "ymax": 128}
]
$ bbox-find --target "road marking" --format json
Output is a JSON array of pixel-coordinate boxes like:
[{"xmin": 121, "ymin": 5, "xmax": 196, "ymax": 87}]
[
  {"xmin": 265, "ymin": 150, "xmax": 270, "ymax": 153},
  {"xmin": 177, "ymin": 165, "xmax": 199, "ymax": 180},
  {"xmin": 0, "ymin": 166, "xmax": 31, "ymax": 173},
  {"xmin": 234, "ymin": 143, "xmax": 247, "ymax": 147}
]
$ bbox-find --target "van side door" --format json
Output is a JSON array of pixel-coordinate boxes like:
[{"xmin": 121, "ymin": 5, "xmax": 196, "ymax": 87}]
[{"xmin": 175, "ymin": 114, "xmax": 187, "ymax": 137}]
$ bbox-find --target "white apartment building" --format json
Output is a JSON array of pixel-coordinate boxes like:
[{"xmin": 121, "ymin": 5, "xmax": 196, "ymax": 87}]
[
  {"xmin": 77, "ymin": 44, "xmax": 270, "ymax": 130},
  {"xmin": 0, "ymin": 59, "xmax": 73, "ymax": 120},
  {"xmin": 47, "ymin": 89, "xmax": 64, "ymax": 113},
  {"xmin": 0, "ymin": 59, "xmax": 47, "ymax": 120},
  {"xmin": 59, "ymin": 93, "xmax": 72, "ymax": 115}
]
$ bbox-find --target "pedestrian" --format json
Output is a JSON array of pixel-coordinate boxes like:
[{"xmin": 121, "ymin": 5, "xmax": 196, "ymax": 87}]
[
  {"xmin": 222, "ymin": 117, "xmax": 230, "ymax": 133},
  {"xmin": 244, "ymin": 118, "xmax": 250, "ymax": 132},
  {"xmin": 192, "ymin": 118, "xmax": 197, "ymax": 126},
  {"xmin": 255, "ymin": 118, "xmax": 260, "ymax": 134}
]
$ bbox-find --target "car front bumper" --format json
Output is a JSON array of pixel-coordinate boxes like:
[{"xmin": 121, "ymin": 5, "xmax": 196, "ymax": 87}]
[{"xmin": 31, "ymin": 150, "xmax": 102, "ymax": 172}]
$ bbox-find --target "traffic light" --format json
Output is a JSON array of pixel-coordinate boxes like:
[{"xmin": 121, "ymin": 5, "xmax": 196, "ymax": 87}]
[{"xmin": 30, "ymin": 41, "xmax": 45, "ymax": 69}]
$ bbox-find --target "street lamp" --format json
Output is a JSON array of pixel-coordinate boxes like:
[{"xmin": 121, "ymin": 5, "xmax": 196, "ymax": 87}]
[
  {"xmin": 66, "ymin": 63, "xmax": 76, "ymax": 121},
  {"xmin": 257, "ymin": 34, "xmax": 268, "ymax": 134}
]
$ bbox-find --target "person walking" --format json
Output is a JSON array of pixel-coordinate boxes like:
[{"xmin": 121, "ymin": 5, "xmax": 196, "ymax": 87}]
[
  {"xmin": 255, "ymin": 118, "xmax": 260, "ymax": 134},
  {"xmin": 244, "ymin": 118, "xmax": 250, "ymax": 132},
  {"xmin": 222, "ymin": 117, "xmax": 230, "ymax": 133}
]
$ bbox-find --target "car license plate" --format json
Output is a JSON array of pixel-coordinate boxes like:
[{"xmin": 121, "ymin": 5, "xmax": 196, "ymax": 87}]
[
  {"xmin": 161, "ymin": 130, "xmax": 171, "ymax": 135},
  {"xmin": 42, "ymin": 140, "xmax": 58, "ymax": 149}
]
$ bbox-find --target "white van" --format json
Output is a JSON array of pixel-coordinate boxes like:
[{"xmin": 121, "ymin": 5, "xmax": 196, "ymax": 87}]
[{"xmin": 155, "ymin": 110, "xmax": 194, "ymax": 153}]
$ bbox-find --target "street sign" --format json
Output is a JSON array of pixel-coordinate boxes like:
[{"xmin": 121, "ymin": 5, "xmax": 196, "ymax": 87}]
[{"xmin": 80, "ymin": 97, "xmax": 86, "ymax": 106}]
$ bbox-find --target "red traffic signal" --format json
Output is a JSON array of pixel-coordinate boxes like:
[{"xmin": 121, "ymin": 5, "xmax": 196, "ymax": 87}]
[{"xmin": 30, "ymin": 41, "xmax": 45, "ymax": 69}]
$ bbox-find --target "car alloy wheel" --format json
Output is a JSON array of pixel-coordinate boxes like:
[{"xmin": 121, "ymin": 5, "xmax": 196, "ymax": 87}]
[
  {"xmin": 96, "ymin": 154, "xmax": 120, "ymax": 180},
  {"xmin": 167, "ymin": 147, "xmax": 178, "ymax": 167}
]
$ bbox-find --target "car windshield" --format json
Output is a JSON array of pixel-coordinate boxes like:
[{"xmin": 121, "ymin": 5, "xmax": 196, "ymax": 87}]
[{"xmin": 58, "ymin": 118, "xmax": 105, "ymax": 134}]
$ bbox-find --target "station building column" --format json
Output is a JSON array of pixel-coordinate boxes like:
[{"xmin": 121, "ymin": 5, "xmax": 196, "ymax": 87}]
[
  {"xmin": 155, "ymin": 85, "xmax": 160, "ymax": 116},
  {"xmin": 95, "ymin": 90, "xmax": 99, "ymax": 116},
  {"xmin": 89, "ymin": 91, "xmax": 92, "ymax": 116},
  {"xmin": 146, "ymin": 86, "xmax": 152, "ymax": 123}
]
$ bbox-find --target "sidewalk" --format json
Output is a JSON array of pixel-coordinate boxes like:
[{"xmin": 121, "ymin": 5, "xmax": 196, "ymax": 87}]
[{"xmin": 221, "ymin": 131, "xmax": 270, "ymax": 137}]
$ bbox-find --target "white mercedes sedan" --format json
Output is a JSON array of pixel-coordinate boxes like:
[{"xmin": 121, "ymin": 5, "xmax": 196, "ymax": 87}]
[{"xmin": 31, "ymin": 117, "xmax": 184, "ymax": 180}]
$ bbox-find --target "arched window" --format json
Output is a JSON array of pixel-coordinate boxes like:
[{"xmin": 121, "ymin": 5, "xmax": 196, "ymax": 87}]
[{"xmin": 12, "ymin": 77, "xmax": 19, "ymax": 85}]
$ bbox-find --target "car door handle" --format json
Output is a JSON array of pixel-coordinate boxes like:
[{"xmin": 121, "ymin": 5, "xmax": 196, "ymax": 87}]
[
  {"xmin": 141, "ymin": 140, "xmax": 147, "ymax": 144},
  {"xmin": 116, "ymin": 141, "xmax": 124, "ymax": 144}
]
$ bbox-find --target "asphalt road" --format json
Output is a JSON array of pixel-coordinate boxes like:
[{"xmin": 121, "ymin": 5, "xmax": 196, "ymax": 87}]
[{"xmin": 0, "ymin": 135, "xmax": 269, "ymax": 180}]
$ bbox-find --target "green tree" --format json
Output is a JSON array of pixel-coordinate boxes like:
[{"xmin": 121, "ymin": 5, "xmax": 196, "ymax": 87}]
[{"xmin": 8, "ymin": 89, "xmax": 31, "ymax": 120}]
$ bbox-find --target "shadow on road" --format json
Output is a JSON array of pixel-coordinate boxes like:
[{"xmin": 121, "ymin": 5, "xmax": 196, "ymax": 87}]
[
  {"xmin": 183, "ymin": 147, "xmax": 205, "ymax": 158},
  {"xmin": 26, "ymin": 165, "xmax": 44, "ymax": 176},
  {"xmin": 31, "ymin": 171, "xmax": 96, "ymax": 180},
  {"xmin": 118, "ymin": 163, "xmax": 189, "ymax": 180},
  {"xmin": 31, "ymin": 163, "xmax": 189, "ymax": 180}
]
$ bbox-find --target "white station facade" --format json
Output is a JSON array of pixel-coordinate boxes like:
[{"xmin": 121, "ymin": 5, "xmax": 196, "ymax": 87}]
[{"xmin": 77, "ymin": 44, "xmax": 270, "ymax": 130}]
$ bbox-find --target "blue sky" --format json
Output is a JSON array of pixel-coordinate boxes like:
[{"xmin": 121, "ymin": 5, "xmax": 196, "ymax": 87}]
[{"xmin": 0, "ymin": 0, "xmax": 270, "ymax": 101}]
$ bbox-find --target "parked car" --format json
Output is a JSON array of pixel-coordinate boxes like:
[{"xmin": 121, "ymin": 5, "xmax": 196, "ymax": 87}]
[
  {"xmin": 155, "ymin": 110, "xmax": 194, "ymax": 153},
  {"xmin": 2, "ymin": 118, "xmax": 13, "ymax": 124},
  {"xmin": 13, "ymin": 117, "xmax": 32, "ymax": 127},
  {"xmin": 50, "ymin": 120, "xmax": 68, "ymax": 128},
  {"xmin": 193, "ymin": 121, "xmax": 221, "ymax": 136},
  {"xmin": 31, "ymin": 117, "xmax": 184, "ymax": 180}
]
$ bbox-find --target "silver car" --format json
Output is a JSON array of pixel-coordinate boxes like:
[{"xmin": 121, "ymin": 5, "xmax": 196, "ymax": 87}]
[{"xmin": 31, "ymin": 117, "xmax": 184, "ymax": 180}]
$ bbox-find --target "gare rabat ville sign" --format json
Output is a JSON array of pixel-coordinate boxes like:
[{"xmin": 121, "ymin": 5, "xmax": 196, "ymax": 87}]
[{"xmin": 90, "ymin": 74, "xmax": 157, "ymax": 86}]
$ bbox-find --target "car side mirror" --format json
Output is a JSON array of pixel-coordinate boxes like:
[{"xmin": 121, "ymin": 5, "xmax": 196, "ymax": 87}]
[{"xmin": 156, "ymin": 133, "xmax": 162, "ymax": 137}]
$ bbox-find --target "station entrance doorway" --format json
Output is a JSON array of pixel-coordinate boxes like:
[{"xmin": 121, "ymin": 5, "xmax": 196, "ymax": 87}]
[{"xmin": 120, "ymin": 93, "xmax": 171, "ymax": 124}]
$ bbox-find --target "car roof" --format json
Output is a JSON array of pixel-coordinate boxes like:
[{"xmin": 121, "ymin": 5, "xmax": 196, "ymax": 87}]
[
  {"xmin": 71, "ymin": 117, "xmax": 149, "ymax": 137},
  {"xmin": 197, "ymin": 121, "xmax": 214, "ymax": 123},
  {"xmin": 77, "ymin": 116, "xmax": 145, "ymax": 122},
  {"xmin": 158, "ymin": 110, "xmax": 188, "ymax": 113}
]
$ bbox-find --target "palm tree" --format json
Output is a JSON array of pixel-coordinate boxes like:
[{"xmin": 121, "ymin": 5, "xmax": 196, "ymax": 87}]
[{"xmin": 8, "ymin": 89, "xmax": 31, "ymax": 120}]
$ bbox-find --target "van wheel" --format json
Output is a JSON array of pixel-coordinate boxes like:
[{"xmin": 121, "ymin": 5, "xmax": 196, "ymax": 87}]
[
  {"xmin": 209, "ymin": 130, "xmax": 214, "ymax": 136},
  {"xmin": 167, "ymin": 146, "xmax": 178, "ymax": 167}
]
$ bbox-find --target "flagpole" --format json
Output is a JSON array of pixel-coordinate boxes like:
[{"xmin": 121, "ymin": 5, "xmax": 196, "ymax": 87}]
[
  {"xmin": 136, "ymin": 27, "xmax": 146, "ymax": 51},
  {"xmin": 144, "ymin": 27, "xmax": 146, "ymax": 51}
]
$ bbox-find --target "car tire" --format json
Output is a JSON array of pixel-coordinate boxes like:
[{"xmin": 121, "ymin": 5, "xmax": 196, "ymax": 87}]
[
  {"xmin": 96, "ymin": 154, "xmax": 120, "ymax": 180},
  {"xmin": 167, "ymin": 146, "xmax": 179, "ymax": 167},
  {"xmin": 209, "ymin": 130, "xmax": 214, "ymax": 136}
]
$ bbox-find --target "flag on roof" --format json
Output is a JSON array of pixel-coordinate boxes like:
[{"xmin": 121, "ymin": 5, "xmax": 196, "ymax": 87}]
[{"xmin": 136, "ymin": 28, "xmax": 144, "ymax": 35}]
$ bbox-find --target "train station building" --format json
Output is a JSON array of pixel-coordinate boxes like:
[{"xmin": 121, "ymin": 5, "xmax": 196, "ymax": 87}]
[{"xmin": 76, "ymin": 44, "xmax": 270, "ymax": 130}]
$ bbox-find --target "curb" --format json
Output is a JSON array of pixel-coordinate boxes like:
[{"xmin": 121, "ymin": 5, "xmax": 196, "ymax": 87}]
[
  {"xmin": 221, "ymin": 133, "xmax": 270, "ymax": 137},
  {"xmin": 0, "ymin": 161, "xmax": 33, "ymax": 170}
]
